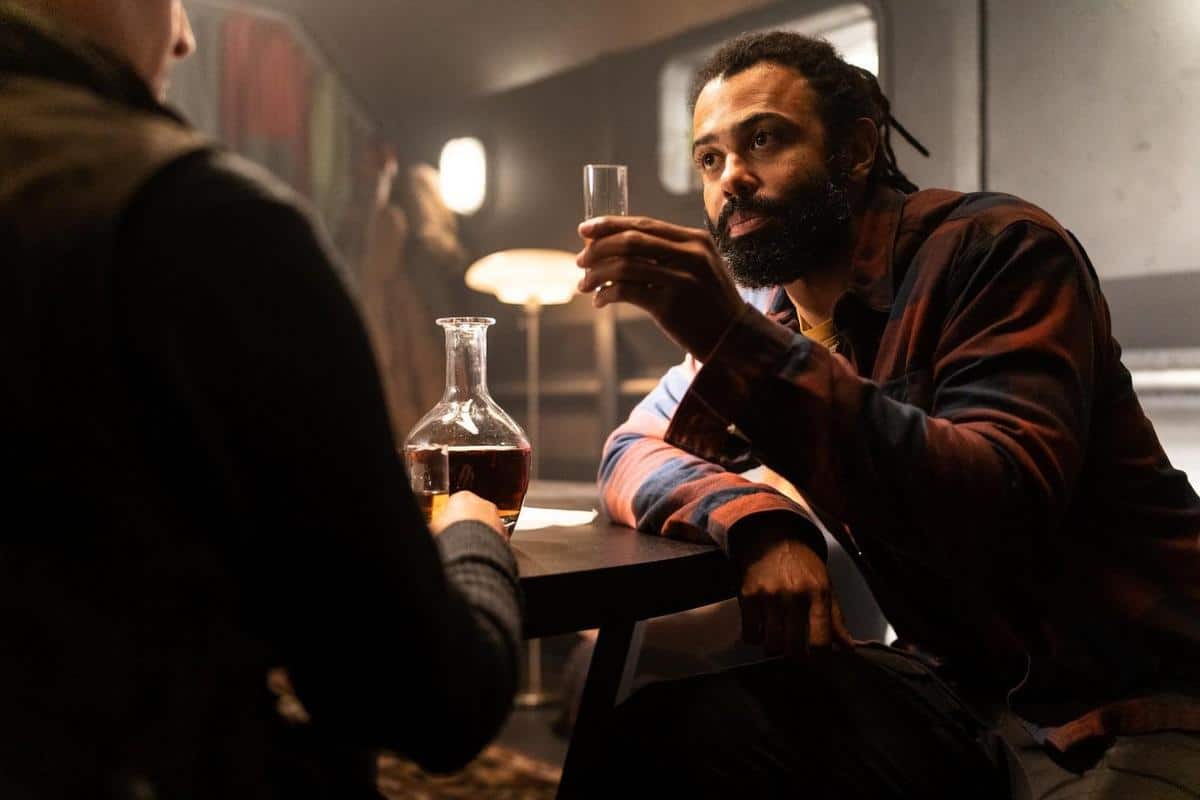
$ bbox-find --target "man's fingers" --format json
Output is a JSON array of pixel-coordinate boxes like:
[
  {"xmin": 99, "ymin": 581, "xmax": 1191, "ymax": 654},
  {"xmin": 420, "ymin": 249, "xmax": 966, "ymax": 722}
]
[
  {"xmin": 577, "ymin": 229, "xmax": 705, "ymax": 269},
  {"xmin": 831, "ymin": 596, "xmax": 855, "ymax": 649},
  {"xmin": 591, "ymin": 279, "xmax": 664, "ymax": 311},
  {"xmin": 782, "ymin": 592, "xmax": 811, "ymax": 658},
  {"xmin": 763, "ymin": 600, "xmax": 788, "ymax": 656},
  {"xmin": 808, "ymin": 587, "xmax": 833, "ymax": 650},
  {"xmin": 739, "ymin": 594, "xmax": 764, "ymax": 645},
  {"xmin": 577, "ymin": 259, "xmax": 673, "ymax": 293},
  {"xmin": 580, "ymin": 215, "xmax": 705, "ymax": 243}
]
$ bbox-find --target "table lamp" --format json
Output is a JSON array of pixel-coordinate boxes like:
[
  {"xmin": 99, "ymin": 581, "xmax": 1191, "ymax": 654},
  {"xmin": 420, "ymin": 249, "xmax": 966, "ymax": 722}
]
[
  {"xmin": 465, "ymin": 247, "xmax": 580, "ymax": 707},
  {"xmin": 465, "ymin": 248, "xmax": 580, "ymax": 478}
]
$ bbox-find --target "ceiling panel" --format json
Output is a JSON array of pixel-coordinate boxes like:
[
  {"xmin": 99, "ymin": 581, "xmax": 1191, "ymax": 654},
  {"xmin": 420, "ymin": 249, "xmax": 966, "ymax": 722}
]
[{"xmin": 244, "ymin": 0, "xmax": 776, "ymax": 122}]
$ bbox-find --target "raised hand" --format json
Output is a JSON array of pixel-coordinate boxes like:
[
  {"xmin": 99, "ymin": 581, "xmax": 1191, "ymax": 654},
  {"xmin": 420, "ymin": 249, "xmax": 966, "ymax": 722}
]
[{"xmin": 577, "ymin": 215, "xmax": 746, "ymax": 361}]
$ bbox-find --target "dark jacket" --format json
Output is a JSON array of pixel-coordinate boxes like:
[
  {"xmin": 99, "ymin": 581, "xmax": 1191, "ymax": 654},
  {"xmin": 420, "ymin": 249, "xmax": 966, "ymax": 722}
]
[
  {"xmin": 0, "ymin": 6, "xmax": 522, "ymax": 798},
  {"xmin": 601, "ymin": 183, "xmax": 1200, "ymax": 747}
]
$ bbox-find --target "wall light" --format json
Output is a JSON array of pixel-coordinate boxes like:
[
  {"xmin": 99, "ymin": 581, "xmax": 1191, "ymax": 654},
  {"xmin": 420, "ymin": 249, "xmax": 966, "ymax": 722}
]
[{"xmin": 438, "ymin": 137, "xmax": 487, "ymax": 215}]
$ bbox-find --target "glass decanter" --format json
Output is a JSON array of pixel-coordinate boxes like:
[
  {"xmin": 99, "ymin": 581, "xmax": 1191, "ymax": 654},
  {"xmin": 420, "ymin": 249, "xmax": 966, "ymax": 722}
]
[{"xmin": 404, "ymin": 317, "xmax": 532, "ymax": 533}]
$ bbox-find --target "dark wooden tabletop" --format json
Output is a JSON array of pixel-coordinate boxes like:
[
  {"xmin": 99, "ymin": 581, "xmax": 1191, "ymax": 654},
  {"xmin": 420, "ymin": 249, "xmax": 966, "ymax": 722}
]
[{"xmin": 513, "ymin": 483, "xmax": 737, "ymax": 638}]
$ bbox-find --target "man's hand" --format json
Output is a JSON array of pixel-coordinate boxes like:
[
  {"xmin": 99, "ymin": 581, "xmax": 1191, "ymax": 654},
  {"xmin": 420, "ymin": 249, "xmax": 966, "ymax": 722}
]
[
  {"xmin": 734, "ymin": 528, "xmax": 854, "ymax": 657},
  {"xmin": 577, "ymin": 216, "xmax": 746, "ymax": 361},
  {"xmin": 431, "ymin": 491, "xmax": 507, "ymax": 540}
]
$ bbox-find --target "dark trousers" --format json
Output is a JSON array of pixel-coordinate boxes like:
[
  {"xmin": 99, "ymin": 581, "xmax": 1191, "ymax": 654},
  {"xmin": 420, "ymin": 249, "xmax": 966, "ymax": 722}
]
[{"xmin": 580, "ymin": 644, "xmax": 1009, "ymax": 799}]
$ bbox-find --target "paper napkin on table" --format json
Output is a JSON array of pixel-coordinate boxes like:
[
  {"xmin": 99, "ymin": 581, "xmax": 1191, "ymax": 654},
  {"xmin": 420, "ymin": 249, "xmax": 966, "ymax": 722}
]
[{"xmin": 515, "ymin": 506, "xmax": 598, "ymax": 531}]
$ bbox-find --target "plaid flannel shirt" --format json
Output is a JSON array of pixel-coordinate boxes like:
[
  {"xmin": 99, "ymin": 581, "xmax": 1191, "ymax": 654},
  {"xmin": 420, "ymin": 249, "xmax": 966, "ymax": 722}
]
[{"xmin": 599, "ymin": 184, "xmax": 1200, "ymax": 747}]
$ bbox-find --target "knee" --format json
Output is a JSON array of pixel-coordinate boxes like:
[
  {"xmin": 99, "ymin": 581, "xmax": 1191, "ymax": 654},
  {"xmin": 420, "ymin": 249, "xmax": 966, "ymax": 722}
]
[
  {"xmin": 589, "ymin": 679, "xmax": 729, "ymax": 783},
  {"xmin": 604, "ymin": 679, "xmax": 700, "ymax": 760}
]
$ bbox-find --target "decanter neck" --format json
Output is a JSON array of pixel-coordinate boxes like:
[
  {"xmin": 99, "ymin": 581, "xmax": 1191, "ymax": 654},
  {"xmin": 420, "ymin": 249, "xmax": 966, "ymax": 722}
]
[{"xmin": 441, "ymin": 318, "xmax": 492, "ymax": 401}]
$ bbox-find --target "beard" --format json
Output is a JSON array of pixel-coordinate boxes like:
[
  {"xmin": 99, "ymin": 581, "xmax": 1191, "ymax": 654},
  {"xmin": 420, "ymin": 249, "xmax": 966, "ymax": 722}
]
[{"xmin": 705, "ymin": 169, "xmax": 853, "ymax": 289}]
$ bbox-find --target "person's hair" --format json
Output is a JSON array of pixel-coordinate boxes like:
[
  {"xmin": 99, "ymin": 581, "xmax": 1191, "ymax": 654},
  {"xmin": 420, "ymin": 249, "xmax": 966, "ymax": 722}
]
[
  {"xmin": 390, "ymin": 163, "xmax": 466, "ymax": 265},
  {"xmin": 691, "ymin": 31, "xmax": 923, "ymax": 193}
]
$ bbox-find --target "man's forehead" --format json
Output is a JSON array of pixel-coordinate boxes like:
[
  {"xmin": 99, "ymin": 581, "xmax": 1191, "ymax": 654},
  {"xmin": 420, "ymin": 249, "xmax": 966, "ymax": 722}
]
[{"xmin": 693, "ymin": 63, "xmax": 817, "ymax": 138}]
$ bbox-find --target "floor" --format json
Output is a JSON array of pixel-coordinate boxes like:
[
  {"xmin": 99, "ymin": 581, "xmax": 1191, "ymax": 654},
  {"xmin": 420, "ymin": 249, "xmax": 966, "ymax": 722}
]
[{"xmin": 495, "ymin": 634, "xmax": 576, "ymax": 770}]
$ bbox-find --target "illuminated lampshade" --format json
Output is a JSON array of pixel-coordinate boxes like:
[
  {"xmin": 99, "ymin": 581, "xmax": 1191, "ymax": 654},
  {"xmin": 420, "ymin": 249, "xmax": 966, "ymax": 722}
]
[
  {"xmin": 465, "ymin": 249, "xmax": 580, "ymax": 306},
  {"xmin": 439, "ymin": 137, "xmax": 487, "ymax": 215}
]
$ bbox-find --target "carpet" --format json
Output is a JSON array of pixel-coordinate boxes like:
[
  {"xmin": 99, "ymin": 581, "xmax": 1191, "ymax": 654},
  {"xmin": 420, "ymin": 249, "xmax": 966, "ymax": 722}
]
[{"xmin": 376, "ymin": 746, "xmax": 561, "ymax": 799}]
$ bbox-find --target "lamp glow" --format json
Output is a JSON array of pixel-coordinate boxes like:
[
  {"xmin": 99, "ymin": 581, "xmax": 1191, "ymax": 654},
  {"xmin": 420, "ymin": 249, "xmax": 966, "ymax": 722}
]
[
  {"xmin": 463, "ymin": 247, "xmax": 580, "ymax": 708},
  {"xmin": 465, "ymin": 249, "xmax": 580, "ymax": 306},
  {"xmin": 438, "ymin": 137, "xmax": 487, "ymax": 215}
]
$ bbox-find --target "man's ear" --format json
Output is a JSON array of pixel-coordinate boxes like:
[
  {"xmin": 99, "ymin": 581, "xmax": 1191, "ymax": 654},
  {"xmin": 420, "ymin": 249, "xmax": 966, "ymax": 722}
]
[{"xmin": 846, "ymin": 117, "xmax": 880, "ymax": 182}]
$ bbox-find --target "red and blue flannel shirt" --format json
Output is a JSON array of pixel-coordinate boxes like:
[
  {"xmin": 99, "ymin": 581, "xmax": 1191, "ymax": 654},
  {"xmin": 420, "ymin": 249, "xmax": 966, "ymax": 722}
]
[{"xmin": 599, "ymin": 184, "xmax": 1200, "ymax": 747}]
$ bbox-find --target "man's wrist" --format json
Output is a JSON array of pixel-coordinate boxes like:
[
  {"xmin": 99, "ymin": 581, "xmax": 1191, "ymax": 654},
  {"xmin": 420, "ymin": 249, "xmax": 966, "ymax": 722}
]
[
  {"xmin": 686, "ymin": 305, "xmax": 806, "ymax": 431},
  {"xmin": 726, "ymin": 510, "xmax": 828, "ymax": 568},
  {"xmin": 696, "ymin": 300, "xmax": 752, "ymax": 363},
  {"xmin": 664, "ymin": 306, "xmax": 801, "ymax": 464}
]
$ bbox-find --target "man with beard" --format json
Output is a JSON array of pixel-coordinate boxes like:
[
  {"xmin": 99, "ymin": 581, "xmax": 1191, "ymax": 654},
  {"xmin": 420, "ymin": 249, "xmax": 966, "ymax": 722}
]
[{"xmin": 576, "ymin": 31, "xmax": 1200, "ymax": 797}]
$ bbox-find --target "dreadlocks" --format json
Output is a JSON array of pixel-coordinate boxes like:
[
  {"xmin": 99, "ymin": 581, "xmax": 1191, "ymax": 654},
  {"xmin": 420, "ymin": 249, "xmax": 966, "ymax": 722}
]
[{"xmin": 691, "ymin": 31, "xmax": 928, "ymax": 194}]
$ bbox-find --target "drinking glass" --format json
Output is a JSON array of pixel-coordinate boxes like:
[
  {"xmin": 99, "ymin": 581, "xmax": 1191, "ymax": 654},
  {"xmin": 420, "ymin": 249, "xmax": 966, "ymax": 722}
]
[
  {"xmin": 583, "ymin": 164, "xmax": 628, "ymax": 219},
  {"xmin": 405, "ymin": 445, "xmax": 450, "ymax": 525}
]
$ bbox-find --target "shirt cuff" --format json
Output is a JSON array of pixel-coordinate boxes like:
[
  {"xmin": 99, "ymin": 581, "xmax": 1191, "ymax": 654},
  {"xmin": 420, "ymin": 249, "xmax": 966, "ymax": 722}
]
[
  {"xmin": 666, "ymin": 303, "xmax": 809, "ymax": 462},
  {"xmin": 724, "ymin": 507, "xmax": 830, "ymax": 562},
  {"xmin": 436, "ymin": 520, "xmax": 523, "ymax": 644},
  {"xmin": 436, "ymin": 521, "xmax": 520, "ymax": 585}
]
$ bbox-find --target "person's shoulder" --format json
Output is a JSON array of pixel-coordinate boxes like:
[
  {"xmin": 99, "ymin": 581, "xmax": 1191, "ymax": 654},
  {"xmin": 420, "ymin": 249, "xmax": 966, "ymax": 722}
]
[
  {"xmin": 917, "ymin": 189, "xmax": 1068, "ymax": 240},
  {"xmin": 901, "ymin": 188, "xmax": 1078, "ymax": 272},
  {"xmin": 906, "ymin": 190, "xmax": 1091, "ymax": 297},
  {"xmin": 127, "ymin": 148, "xmax": 334, "ymax": 259},
  {"xmin": 142, "ymin": 149, "xmax": 311, "ymax": 219},
  {"xmin": 121, "ymin": 149, "xmax": 356, "ymax": 292}
]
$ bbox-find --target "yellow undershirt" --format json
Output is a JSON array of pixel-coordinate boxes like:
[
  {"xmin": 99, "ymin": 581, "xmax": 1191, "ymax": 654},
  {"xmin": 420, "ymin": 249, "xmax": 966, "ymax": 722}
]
[{"xmin": 799, "ymin": 316, "xmax": 840, "ymax": 352}]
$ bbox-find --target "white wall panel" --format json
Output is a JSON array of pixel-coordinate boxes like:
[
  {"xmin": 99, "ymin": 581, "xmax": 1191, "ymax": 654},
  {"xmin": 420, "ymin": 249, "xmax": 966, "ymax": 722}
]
[{"xmin": 987, "ymin": 0, "xmax": 1200, "ymax": 278}]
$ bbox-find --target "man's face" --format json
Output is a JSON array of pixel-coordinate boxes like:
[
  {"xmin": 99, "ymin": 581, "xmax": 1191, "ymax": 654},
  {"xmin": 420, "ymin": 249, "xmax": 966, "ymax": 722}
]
[
  {"xmin": 692, "ymin": 62, "xmax": 852, "ymax": 288},
  {"xmin": 59, "ymin": 0, "xmax": 195, "ymax": 99}
]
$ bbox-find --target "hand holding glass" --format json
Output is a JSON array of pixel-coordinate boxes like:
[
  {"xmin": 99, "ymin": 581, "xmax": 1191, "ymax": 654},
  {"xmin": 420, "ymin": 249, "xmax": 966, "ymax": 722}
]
[{"xmin": 583, "ymin": 164, "xmax": 629, "ymax": 298}]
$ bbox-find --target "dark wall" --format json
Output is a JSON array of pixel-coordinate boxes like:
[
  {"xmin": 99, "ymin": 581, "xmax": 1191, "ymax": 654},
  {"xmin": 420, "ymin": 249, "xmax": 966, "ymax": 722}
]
[{"xmin": 398, "ymin": 0, "xmax": 1199, "ymax": 480}]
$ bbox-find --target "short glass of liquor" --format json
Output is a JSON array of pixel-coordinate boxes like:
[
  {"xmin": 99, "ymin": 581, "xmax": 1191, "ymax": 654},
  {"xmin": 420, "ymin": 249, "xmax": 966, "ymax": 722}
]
[
  {"xmin": 406, "ymin": 445, "xmax": 449, "ymax": 525},
  {"xmin": 583, "ymin": 164, "xmax": 629, "ymax": 296},
  {"xmin": 583, "ymin": 164, "xmax": 628, "ymax": 219}
]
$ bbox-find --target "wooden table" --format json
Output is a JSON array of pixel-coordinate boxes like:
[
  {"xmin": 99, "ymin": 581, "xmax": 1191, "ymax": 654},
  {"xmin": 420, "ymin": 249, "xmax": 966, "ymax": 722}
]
[{"xmin": 512, "ymin": 483, "xmax": 737, "ymax": 797}]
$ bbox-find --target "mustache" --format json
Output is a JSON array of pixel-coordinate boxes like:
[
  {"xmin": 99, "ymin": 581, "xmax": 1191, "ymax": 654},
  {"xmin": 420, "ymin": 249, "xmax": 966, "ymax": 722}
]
[{"xmin": 714, "ymin": 195, "xmax": 791, "ymax": 239}]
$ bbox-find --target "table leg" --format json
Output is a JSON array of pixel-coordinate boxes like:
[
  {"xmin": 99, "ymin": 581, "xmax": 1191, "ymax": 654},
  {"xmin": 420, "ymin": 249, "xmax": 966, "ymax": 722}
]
[
  {"xmin": 616, "ymin": 621, "xmax": 645, "ymax": 705},
  {"xmin": 556, "ymin": 620, "xmax": 638, "ymax": 798},
  {"xmin": 515, "ymin": 638, "xmax": 557, "ymax": 708}
]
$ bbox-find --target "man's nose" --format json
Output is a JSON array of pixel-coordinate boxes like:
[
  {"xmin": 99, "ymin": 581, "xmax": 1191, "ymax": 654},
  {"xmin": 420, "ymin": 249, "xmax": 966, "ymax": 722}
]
[
  {"xmin": 719, "ymin": 152, "xmax": 759, "ymax": 200},
  {"xmin": 174, "ymin": 5, "xmax": 196, "ymax": 60}
]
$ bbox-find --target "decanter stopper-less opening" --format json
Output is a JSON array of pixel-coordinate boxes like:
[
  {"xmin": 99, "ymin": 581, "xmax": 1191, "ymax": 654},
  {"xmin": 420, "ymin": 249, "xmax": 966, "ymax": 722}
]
[{"xmin": 404, "ymin": 317, "xmax": 532, "ymax": 533}]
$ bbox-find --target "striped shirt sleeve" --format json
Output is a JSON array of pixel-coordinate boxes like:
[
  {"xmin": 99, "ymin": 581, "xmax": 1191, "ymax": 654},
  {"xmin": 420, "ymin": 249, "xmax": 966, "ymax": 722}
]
[{"xmin": 598, "ymin": 290, "xmax": 826, "ymax": 556}]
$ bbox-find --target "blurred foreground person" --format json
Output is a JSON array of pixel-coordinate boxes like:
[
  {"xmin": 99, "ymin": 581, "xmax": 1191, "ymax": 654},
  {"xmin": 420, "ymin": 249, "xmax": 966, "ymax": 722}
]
[
  {"xmin": 0, "ymin": 2, "xmax": 521, "ymax": 798},
  {"xmin": 361, "ymin": 161, "xmax": 464, "ymax": 442},
  {"xmin": 581, "ymin": 31, "xmax": 1200, "ymax": 798}
]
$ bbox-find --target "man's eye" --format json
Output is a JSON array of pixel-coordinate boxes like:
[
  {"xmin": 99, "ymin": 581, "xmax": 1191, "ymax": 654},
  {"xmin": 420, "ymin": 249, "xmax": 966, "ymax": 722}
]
[
  {"xmin": 752, "ymin": 131, "xmax": 772, "ymax": 148},
  {"xmin": 697, "ymin": 153, "xmax": 719, "ymax": 170}
]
